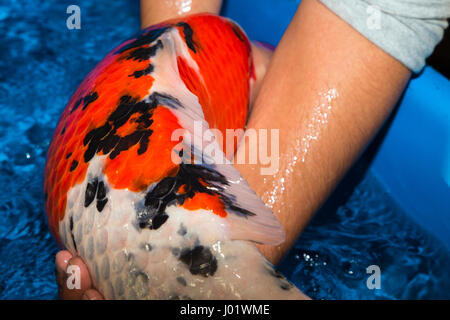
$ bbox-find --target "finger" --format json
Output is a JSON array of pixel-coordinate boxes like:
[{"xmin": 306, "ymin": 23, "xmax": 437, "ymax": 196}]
[
  {"xmin": 82, "ymin": 289, "xmax": 104, "ymax": 300},
  {"xmin": 60, "ymin": 255, "xmax": 93, "ymax": 300},
  {"xmin": 56, "ymin": 250, "xmax": 72, "ymax": 274},
  {"xmin": 55, "ymin": 250, "xmax": 73, "ymax": 298}
]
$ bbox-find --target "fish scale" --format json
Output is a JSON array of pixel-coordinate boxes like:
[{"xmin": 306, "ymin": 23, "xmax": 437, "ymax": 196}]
[{"xmin": 45, "ymin": 13, "xmax": 306, "ymax": 299}]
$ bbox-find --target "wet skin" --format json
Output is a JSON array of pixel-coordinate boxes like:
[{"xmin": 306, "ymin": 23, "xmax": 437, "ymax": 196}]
[{"xmin": 56, "ymin": 0, "xmax": 410, "ymax": 299}]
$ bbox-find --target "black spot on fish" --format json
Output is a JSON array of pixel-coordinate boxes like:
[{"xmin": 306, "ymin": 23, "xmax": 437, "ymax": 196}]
[
  {"xmin": 96, "ymin": 181, "xmax": 107, "ymax": 200},
  {"xmin": 176, "ymin": 164, "xmax": 254, "ymax": 218},
  {"xmin": 83, "ymin": 123, "xmax": 114, "ymax": 162},
  {"xmin": 137, "ymin": 180, "xmax": 176, "ymax": 231},
  {"xmin": 96, "ymin": 198, "xmax": 108, "ymax": 212},
  {"xmin": 109, "ymin": 131, "xmax": 146, "ymax": 160},
  {"xmin": 220, "ymin": 196, "xmax": 256, "ymax": 217},
  {"xmin": 150, "ymin": 92, "xmax": 183, "ymax": 110},
  {"xmin": 179, "ymin": 246, "xmax": 217, "ymax": 277},
  {"xmin": 130, "ymin": 64, "xmax": 154, "ymax": 78},
  {"xmin": 69, "ymin": 160, "xmax": 78, "ymax": 172},
  {"xmin": 137, "ymin": 163, "xmax": 256, "ymax": 232},
  {"xmin": 83, "ymin": 93, "xmax": 179, "ymax": 163},
  {"xmin": 70, "ymin": 97, "xmax": 83, "ymax": 114},
  {"xmin": 127, "ymin": 40, "xmax": 164, "ymax": 62},
  {"xmin": 69, "ymin": 216, "xmax": 77, "ymax": 252},
  {"xmin": 115, "ymin": 27, "xmax": 168, "ymax": 56},
  {"xmin": 137, "ymin": 131, "xmax": 152, "ymax": 156},
  {"xmin": 150, "ymin": 212, "xmax": 168, "ymax": 230},
  {"xmin": 229, "ymin": 21, "xmax": 246, "ymax": 42},
  {"xmin": 82, "ymin": 92, "xmax": 98, "ymax": 111},
  {"xmin": 178, "ymin": 224, "xmax": 187, "ymax": 236},
  {"xmin": 70, "ymin": 92, "xmax": 98, "ymax": 114},
  {"xmin": 66, "ymin": 152, "xmax": 72, "ymax": 159},
  {"xmin": 61, "ymin": 126, "xmax": 66, "ymax": 135},
  {"xmin": 86, "ymin": 180, "xmax": 108, "ymax": 212},
  {"xmin": 151, "ymin": 177, "xmax": 176, "ymax": 198},
  {"xmin": 84, "ymin": 178, "xmax": 98, "ymax": 207},
  {"xmin": 176, "ymin": 276, "xmax": 187, "ymax": 286},
  {"xmin": 176, "ymin": 22, "xmax": 197, "ymax": 53}
]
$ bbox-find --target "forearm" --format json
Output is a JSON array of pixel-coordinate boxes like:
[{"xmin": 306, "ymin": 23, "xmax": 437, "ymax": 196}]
[
  {"xmin": 140, "ymin": 0, "xmax": 222, "ymax": 29},
  {"xmin": 235, "ymin": 0, "xmax": 411, "ymax": 264}
]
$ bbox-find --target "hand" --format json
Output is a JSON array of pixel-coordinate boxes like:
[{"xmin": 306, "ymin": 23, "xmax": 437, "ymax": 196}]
[{"xmin": 55, "ymin": 250, "xmax": 104, "ymax": 300}]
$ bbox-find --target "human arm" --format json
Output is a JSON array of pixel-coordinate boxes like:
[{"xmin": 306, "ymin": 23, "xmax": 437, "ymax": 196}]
[{"xmin": 236, "ymin": 0, "xmax": 411, "ymax": 264}]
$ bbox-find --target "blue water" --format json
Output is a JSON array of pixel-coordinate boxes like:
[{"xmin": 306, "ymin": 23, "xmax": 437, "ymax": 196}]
[
  {"xmin": 0, "ymin": 0, "xmax": 448, "ymax": 299},
  {"xmin": 279, "ymin": 162, "xmax": 450, "ymax": 299}
]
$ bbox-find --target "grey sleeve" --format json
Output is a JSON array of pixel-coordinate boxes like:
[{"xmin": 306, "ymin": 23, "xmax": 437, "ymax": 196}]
[{"xmin": 319, "ymin": 0, "xmax": 450, "ymax": 72}]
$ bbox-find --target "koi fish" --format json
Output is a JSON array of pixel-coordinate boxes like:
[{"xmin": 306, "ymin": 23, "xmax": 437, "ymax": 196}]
[{"xmin": 44, "ymin": 14, "xmax": 305, "ymax": 299}]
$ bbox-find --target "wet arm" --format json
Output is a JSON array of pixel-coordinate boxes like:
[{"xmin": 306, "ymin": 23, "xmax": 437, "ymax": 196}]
[{"xmin": 235, "ymin": 0, "xmax": 411, "ymax": 264}]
